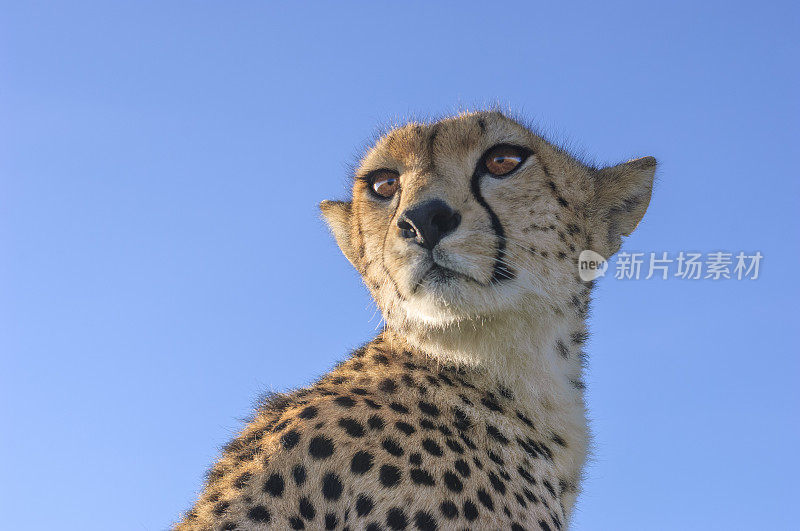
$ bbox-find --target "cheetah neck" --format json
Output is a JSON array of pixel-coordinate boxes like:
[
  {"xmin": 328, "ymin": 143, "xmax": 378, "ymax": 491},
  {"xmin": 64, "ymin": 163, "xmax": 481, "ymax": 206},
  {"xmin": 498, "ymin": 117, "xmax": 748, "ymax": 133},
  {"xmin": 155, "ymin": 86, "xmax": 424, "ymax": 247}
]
[{"xmin": 387, "ymin": 297, "xmax": 590, "ymax": 512}]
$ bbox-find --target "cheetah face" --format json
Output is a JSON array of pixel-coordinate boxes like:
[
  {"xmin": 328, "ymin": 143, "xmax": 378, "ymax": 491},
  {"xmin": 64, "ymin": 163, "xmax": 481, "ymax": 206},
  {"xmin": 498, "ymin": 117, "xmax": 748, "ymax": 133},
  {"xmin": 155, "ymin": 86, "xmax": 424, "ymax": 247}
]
[{"xmin": 321, "ymin": 112, "xmax": 655, "ymax": 328}]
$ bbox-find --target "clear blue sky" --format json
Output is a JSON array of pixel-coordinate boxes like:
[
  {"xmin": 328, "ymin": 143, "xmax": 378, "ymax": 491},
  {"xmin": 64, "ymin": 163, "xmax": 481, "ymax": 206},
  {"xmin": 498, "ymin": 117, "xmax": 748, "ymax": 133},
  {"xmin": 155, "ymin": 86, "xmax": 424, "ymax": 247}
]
[{"xmin": 2, "ymin": 2, "xmax": 797, "ymax": 529}]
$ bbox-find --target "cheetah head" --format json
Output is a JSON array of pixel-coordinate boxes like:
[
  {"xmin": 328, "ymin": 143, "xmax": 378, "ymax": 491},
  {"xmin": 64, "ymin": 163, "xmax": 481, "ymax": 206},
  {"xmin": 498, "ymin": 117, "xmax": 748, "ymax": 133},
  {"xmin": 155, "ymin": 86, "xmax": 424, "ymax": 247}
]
[{"xmin": 321, "ymin": 111, "xmax": 655, "ymax": 333}]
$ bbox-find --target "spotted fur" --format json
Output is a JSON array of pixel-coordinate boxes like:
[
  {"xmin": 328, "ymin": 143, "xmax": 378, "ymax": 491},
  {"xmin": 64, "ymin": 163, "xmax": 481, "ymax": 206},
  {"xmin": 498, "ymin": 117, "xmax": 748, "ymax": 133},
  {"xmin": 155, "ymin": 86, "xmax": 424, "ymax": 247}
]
[{"xmin": 176, "ymin": 111, "xmax": 656, "ymax": 530}]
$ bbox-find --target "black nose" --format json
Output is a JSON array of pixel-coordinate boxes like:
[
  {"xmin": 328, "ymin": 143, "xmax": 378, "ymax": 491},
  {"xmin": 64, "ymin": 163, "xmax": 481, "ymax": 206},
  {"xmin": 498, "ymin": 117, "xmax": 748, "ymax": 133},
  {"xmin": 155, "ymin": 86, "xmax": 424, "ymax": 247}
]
[{"xmin": 397, "ymin": 199, "xmax": 461, "ymax": 250}]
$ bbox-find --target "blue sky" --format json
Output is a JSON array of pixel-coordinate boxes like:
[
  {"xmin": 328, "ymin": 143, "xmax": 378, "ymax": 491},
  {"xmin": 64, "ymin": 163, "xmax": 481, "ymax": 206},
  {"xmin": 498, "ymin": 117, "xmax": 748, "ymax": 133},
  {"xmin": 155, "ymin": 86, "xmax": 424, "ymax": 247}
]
[{"xmin": 1, "ymin": 2, "xmax": 797, "ymax": 529}]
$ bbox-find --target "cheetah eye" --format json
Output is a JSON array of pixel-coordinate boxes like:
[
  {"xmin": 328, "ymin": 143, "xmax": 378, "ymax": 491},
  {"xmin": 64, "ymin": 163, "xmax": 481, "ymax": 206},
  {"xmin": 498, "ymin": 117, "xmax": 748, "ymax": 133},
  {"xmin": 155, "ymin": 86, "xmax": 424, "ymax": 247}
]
[
  {"xmin": 483, "ymin": 144, "xmax": 529, "ymax": 177},
  {"xmin": 368, "ymin": 169, "xmax": 400, "ymax": 199}
]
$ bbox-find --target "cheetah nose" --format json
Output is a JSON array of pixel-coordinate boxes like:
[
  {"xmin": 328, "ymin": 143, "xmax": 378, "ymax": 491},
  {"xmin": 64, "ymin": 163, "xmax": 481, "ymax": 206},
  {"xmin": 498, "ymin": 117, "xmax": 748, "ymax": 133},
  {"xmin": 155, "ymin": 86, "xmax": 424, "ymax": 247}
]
[{"xmin": 397, "ymin": 199, "xmax": 461, "ymax": 250}]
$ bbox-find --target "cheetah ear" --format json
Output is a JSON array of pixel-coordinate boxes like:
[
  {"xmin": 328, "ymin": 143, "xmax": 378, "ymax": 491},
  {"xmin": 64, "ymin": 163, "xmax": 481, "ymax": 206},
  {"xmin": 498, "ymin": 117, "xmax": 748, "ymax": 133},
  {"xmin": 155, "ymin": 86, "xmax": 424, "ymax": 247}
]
[
  {"xmin": 592, "ymin": 156, "xmax": 656, "ymax": 256},
  {"xmin": 320, "ymin": 200, "xmax": 358, "ymax": 268}
]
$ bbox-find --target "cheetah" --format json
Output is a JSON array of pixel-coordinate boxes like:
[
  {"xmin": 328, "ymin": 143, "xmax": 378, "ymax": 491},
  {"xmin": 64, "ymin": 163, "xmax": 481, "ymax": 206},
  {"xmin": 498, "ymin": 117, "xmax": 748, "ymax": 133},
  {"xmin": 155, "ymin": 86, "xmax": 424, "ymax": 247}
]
[{"xmin": 176, "ymin": 111, "xmax": 656, "ymax": 530}]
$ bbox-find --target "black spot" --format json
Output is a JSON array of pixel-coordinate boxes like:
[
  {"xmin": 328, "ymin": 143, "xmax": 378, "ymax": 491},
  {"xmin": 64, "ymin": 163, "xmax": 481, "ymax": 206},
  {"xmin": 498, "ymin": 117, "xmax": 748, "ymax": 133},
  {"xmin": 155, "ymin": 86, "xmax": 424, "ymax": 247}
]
[
  {"xmin": 338, "ymin": 417, "xmax": 366, "ymax": 438},
  {"xmin": 481, "ymin": 396, "xmax": 503, "ymax": 413},
  {"xmin": 421, "ymin": 438, "xmax": 443, "ymax": 456},
  {"xmin": 299, "ymin": 497, "xmax": 316, "ymax": 520},
  {"xmin": 419, "ymin": 418, "xmax": 436, "ymax": 430},
  {"xmin": 373, "ymin": 353, "xmax": 389, "ymax": 365},
  {"xmin": 379, "ymin": 464, "xmax": 401, "ymax": 487},
  {"xmin": 539, "ymin": 520, "xmax": 552, "ymax": 531},
  {"xmin": 439, "ymin": 501, "xmax": 458, "ymax": 519},
  {"xmin": 234, "ymin": 471, "xmax": 252, "ymax": 489},
  {"xmin": 477, "ymin": 488, "xmax": 495, "ymax": 510},
  {"xmin": 571, "ymin": 331, "xmax": 588, "ymax": 344},
  {"xmin": 220, "ymin": 522, "xmax": 236, "ymax": 531},
  {"xmin": 439, "ymin": 374, "xmax": 455, "ymax": 386},
  {"xmin": 289, "ymin": 516, "xmax": 305, "ymax": 529},
  {"xmin": 488, "ymin": 471, "xmax": 507, "ymax": 494},
  {"xmin": 322, "ymin": 472, "xmax": 343, "ymax": 501},
  {"xmin": 486, "ymin": 424, "xmax": 509, "ymax": 444},
  {"xmin": 515, "ymin": 492, "xmax": 527, "ymax": 507},
  {"xmin": 281, "ymin": 429, "xmax": 300, "ymax": 450},
  {"xmin": 386, "ymin": 508, "xmax": 408, "ymax": 530},
  {"xmin": 389, "ymin": 402, "xmax": 409, "ymax": 414},
  {"xmin": 488, "ymin": 450, "xmax": 505, "ymax": 466},
  {"xmin": 413, "ymin": 511, "xmax": 437, "ymax": 531},
  {"xmin": 325, "ymin": 512, "xmax": 338, "ymax": 529},
  {"xmin": 213, "ymin": 501, "xmax": 229, "ymax": 516},
  {"xmin": 459, "ymin": 431, "xmax": 477, "ymax": 450},
  {"xmin": 551, "ymin": 434, "xmax": 567, "ymax": 447},
  {"xmin": 438, "ymin": 424, "xmax": 453, "ymax": 437},
  {"xmin": 351, "ymin": 451, "xmax": 374, "ymax": 474},
  {"xmin": 516, "ymin": 411, "xmax": 535, "ymax": 429},
  {"xmin": 382, "ymin": 437, "xmax": 404, "ymax": 457},
  {"xmin": 334, "ymin": 396, "xmax": 356, "ymax": 408},
  {"xmin": 518, "ymin": 437, "xmax": 553, "ymax": 460},
  {"xmin": 512, "ymin": 522, "xmax": 526, "ymax": 531},
  {"xmin": 308, "ymin": 435, "xmax": 334, "ymax": 459},
  {"xmin": 445, "ymin": 438, "xmax": 464, "ymax": 454},
  {"xmin": 356, "ymin": 494, "xmax": 374, "ymax": 516},
  {"xmin": 401, "ymin": 374, "xmax": 415, "ymax": 387},
  {"xmin": 498, "ymin": 385, "xmax": 514, "ymax": 400},
  {"xmin": 292, "ymin": 465, "xmax": 307, "ymax": 486},
  {"xmin": 272, "ymin": 419, "xmax": 289, "ymax": 433},
  {"xmin": 518, "ymin": 466, "xmax": 536, "ymax": 485},
  {"xmin": 556, "ymin": 340, "xmax": 569, "ymax": 358},
  {"xmin": 442, "ymin": 471, "xmax": 463, "ymax": 493},
  {"xmin": 247, "ymin": 505, "xmax": 270, "ymax": 523},
  {"xmin": 524, "ymin": 487, "xmax": 537, "ymax": 502},
  {"xmin": 364, "ymin": 398, "xmax": 382, "ymax": 409},
  {"xmin": 458, "ymin": 394, "xmax": 473, "ymax": 406},
  {"xmin": 351, "ymin": 387, "xmax": 368, "ymax": 395},
  {"xmin": 454, "ymin": 458, "xmax": 470, "ymax": 477},
  {"xmin": 368, "ymin": 415, "xmax": 385, "ymax": 430},
  {"xmin": 410, "ymin": 467, "xmax": 435, "ymax": 486},
  {"xmin": 463, "ymin": 500, "xmax": 479, "ymax": 521},
  {"xmin": 263, "ymin": 473, "xmax": 284, "ymax": 497},
  {"xmin": 418, "ymin": 401, "xmax": 440, "ymax": 416},
  {"xmin": 409, "ymin": 452, "xmax": 422, "ymax": 465},
  {"xmin": 379, "ymin": 378, "xmax": 397, "ymax": 393},
  {"xmin": 365, "ymin": 523, "xmax": 381, "ymax": 531},
  {"xmin": 543, "ymin": 479, "xmax": 557, "ymax": 497},
  {"xmin": 351, "ymin": 360, "xmax": 364, "ymax": 370},
  {"xmin": 395, "ymin": 421, "xmax": 416, "ymax": 435},
  {"xmin": 299, "ymin": 405, "xmax": 318, "ymax": 419},
  {"xmin": 453, "ymin": 408, "xmax": 471, "ymax": 431}
]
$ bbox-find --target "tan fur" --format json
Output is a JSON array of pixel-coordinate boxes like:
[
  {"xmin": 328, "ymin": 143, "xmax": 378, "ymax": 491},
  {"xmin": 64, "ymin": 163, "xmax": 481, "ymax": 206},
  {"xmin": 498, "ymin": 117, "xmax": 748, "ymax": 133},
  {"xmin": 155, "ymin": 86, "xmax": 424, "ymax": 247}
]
[{"xmin": 176, "ymin": 111, "xmax": 655, "ymax": 530}]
